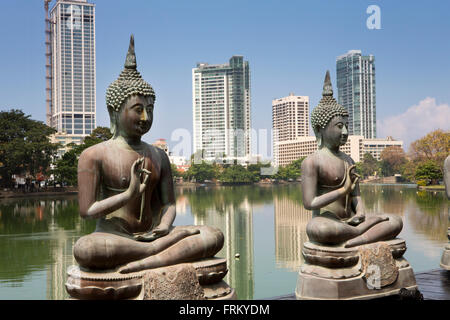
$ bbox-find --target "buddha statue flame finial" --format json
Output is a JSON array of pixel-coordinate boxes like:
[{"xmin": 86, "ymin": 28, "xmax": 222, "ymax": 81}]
[
  {"xmin": 124, "ymin": 34, "xmax": 137, "ymax": 69},
  {"xmin": 322, "ymin": 70, "xmax": 333, "ymax": 97}
]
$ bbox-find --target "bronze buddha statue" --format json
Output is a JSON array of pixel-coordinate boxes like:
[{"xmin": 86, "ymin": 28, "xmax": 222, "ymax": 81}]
[
  {"xmin": 73, "ymin": 35, "xmax": 224, "ymax": 274},
  {"xmin": 301, "ymin": 71, "xmax": 402, "ymax": 248}
]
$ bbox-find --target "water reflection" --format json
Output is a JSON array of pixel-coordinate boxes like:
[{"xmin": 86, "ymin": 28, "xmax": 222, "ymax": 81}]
[
  {"xmin": 0, "ymin": 185, "xmax": 448, "ymax": 299},
  {"xmin": 183, "ymin": 186, "xmax": 256, "ymax": 300},
  {"xmin": 0, "ymin": 196, "xmax": 95, "ymax": 299},
  {"xmin": 273, "ymin": 189, "xmax": 311, "ymax": 271}
]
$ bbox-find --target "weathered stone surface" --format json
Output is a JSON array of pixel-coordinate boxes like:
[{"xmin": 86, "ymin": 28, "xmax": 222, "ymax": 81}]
[
  {"xmin": 359, "ymin": 242, "xmax": 398, "ymax": 288},
  {"xmin": 142, "ymin": 263, "xmax": 205, "ymax": 300}
]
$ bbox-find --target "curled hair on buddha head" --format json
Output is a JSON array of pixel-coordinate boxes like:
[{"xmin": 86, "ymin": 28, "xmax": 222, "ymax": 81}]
[
  {"xmin": 311, "ymin": 70, "xmax": 349, "ymax": 147},
  {"xmin": 106, "ymin": 34, "xmax": 156, "ymax": 136}
]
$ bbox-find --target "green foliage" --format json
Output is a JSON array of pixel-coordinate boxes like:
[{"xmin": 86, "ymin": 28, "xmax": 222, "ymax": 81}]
[
  {"xmin": 0, "ymin": 109, "xmax": 59, "ymax": 187},
  {"xmin": 185, "ymin": 161, "xmax": 216, "ymax": 182},
  {"xmin": 380, "ymin": 146, "xmax": 406, "ymax": 177},
  {"xmin": 170, "ymin": 163, "xmax": 183, "ymax": 178},
  {"xmin": 274, "ymin": 157, "xmax": 305, "ymax": 181},
  {"xmin": 220, "ymin": 165, "xmax": 257, "ymax": 184},
  {"xmin": 361, "ymin": 153, "xmax": 379, "ymax": 178},
  {"xmin": 247, "ymin": 162, "xmax": 271, "ymax": 181},
  {"xmin": 416, "ymin": 180, "xmax": 427, "ymax": 187},
  {"xmin": 415, "ymin": 160, "xmax": 442, "ymax": 182}
]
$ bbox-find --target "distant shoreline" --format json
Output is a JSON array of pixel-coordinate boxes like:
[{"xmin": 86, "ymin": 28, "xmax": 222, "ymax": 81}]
[{"xmin": 2, "ymin": 181, "xmax": 441, "ymax": 199}]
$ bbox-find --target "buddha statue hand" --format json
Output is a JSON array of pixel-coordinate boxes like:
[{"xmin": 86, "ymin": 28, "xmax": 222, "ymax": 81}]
[
  {"xmin": 342, "ymin": 164, "xmax": 360, "ymax": 195},
  {"xmin": 346, "ymin": 214, "xmax": 365, "ymax": 226},
  {"xmin": 127, "ymin": 157, "xmax": 151, "ymax": 198},
  {"xmin": 134, "ymin": 224, "xmax": 171, "ymax": 242}
]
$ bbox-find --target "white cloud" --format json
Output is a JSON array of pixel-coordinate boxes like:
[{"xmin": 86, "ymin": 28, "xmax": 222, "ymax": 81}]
[{"xmin": 377, "ymin": 97, "xmax": 450, "ymax": 150}]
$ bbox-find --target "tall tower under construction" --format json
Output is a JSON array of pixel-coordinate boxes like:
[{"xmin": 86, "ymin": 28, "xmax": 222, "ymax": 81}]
[{"xmin": 45, "ymin": 0, "xmax": 96, "ymax": 146}]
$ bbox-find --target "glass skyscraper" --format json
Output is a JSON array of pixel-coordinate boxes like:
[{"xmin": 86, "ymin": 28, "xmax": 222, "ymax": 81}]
[
  {"xmin": 50, "ymin": 0, "xmax": 96, "ymax": 145},
  {"xmin": 336, "ymin": 50, "xmax": 376, "ymax": 139},
  {"xmin": 192, "ymin": 56, "xmax": 251, "ymax": 160}
]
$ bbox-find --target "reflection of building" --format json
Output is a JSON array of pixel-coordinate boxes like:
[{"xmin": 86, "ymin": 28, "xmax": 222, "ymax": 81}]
[
  {"xmin": 192, "ymin": 56, "xmax": 251, "ymax": 160},
  {"xmin": 272, "ymin": 94, "xmax": 310, "ymax": 167},
  {"xmin": 274, "ymin": 197, "xmax": 311, "ymax": 271},
  {"xmin": 48, "ymin": 0, "xmax": 96, "ymax": 146},
  {"xmin": 46, "ymin": 199, "xmax": 80, "ymax": 300},
  {"xmin": 194, "ymin": 198, "xmax": 254, "ymax": 300},
  {"xmin": 336, "ymin": 50, "xmax": 376, "ymax": 139}
]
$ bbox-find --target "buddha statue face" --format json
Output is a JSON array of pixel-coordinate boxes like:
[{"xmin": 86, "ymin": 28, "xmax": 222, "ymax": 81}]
[
  {"xmin": 116, "ymin": 94, "xmax": 154, "ymax": 139},
  {"xmin": 106, "ymin": 35, "xmax": 156, "ymax": 139},
  {"xmin": 319, "ymin": 115, "xmax": 349, "ymax": 149},
  {"xmin": 311, "ymin": 70, "xmax": 349, "ymax": 149}
]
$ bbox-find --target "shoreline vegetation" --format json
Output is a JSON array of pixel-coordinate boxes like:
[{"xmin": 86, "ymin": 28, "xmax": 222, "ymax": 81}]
[{"xmin": 1, "ymin": 181, "xmax": 446, "ymax": 199}]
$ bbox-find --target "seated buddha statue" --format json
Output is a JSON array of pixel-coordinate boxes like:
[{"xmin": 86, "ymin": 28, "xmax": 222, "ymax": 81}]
[
  {"xmin": 73, "ymin": 35, "xmax": 224, "ymax": 274},
  {"xmin": 301, "ymin": 71, "xmax": 403, "ymax": 248}
]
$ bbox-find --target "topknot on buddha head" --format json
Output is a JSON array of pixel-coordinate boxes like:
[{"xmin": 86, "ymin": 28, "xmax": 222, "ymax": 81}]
[
  {"xmin": 311, "ymin": 70, "xmax": 349, "ymax": 132},
  {"xmin": 105, "ymin": 34, "xmax": 155, "ymax": 113}
]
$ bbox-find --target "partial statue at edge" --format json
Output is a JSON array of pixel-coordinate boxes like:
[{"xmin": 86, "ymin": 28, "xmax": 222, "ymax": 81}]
[
  {"xmin": 301, "ymin": 70, "xmax": 403, "ymax": 248},
  {"xmin": 440, "ymin": 155, "xmax": 450, "ymax": 270},
  {"xmin": 73, "ymin": 35, "xmax": 224, "ymax": 274}
]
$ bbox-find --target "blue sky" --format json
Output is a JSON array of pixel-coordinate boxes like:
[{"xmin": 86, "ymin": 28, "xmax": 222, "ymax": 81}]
[{"xmin": 1, "ymin": 0, "xmax": 449, "ymax": 155}]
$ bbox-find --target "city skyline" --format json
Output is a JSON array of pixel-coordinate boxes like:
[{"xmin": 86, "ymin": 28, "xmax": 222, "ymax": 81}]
[{"xmin": 1, "ymin": 1, "xmax": 449, "ymax": 157}]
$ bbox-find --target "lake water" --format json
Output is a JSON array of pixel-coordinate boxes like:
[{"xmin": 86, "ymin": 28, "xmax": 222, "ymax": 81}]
[{"xmin": 0, "ymin": 184, "xmax": 448, "ymax": 300}]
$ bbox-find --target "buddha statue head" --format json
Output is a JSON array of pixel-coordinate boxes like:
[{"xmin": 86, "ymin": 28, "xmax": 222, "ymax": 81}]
[
  {"xmin": 106, "ymin": 35, "xmax": 156, "ymax": 139},
  {"xmin": 311, "ymin": 71, "xmax": 349, "ymax": 149}
]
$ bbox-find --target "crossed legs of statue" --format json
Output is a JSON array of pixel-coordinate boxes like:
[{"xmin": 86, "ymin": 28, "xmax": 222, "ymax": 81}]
[
  {"xmin": 74, "ymin": 225, "xmax": 224, "ymax": 273},
  {"xmin": 306, "ymin": 213, "xmax": 403, "ymax": 248}
]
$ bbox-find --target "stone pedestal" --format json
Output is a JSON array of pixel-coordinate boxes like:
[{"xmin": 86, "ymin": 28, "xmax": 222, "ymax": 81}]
[
  {"xmin": 66, "ymin": 257, "xmax": 236, "ymax": 300},
  {"xmin": 440, "ymin": 228, "xmax": 450, "ymax": 270},
  {"xmin": 295, "ymin": 238, "xmax": 418, "ymax": 300}
]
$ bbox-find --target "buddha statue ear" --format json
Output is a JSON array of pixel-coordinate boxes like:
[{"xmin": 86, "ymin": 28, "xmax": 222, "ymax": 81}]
[
  {"xmin": 314, "ymin": 126, "xmax": 323, "ymax": 149},
  {"xmin": 108, "ymin": 106, "xmax": 118, "ymax": 138}
]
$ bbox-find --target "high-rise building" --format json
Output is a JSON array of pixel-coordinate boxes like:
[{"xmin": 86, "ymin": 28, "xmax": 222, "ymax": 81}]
[
  {"xmin": 192, "ymin": 56, "xmax": 251, "ymax": 160},
  {"xmin": 272, "ymin": 93, "xmax": 309, "ymax": 166},
  {"xmin": 48, "ymin": 0, "xmax": 96, "ymax": 146},
  {"xmin": 336, "ymin": 50, "xmax": 376, "ymax": 139}
]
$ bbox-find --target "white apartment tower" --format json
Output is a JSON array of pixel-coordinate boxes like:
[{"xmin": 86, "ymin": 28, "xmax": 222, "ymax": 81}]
[
  {"xmin": 49, "ymin": 0, "xmax": 96, "ymax": 145},
  {"xmin": 272, "ymin": 93, "xmax": 310, "ymax": 166},
  {"xmin": 192, "ymin": 56, "xmax": 251, "ymax": 160}
]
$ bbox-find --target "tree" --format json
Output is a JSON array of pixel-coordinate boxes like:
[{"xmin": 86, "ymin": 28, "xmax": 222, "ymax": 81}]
[
  {"xmin": 415, "ymin": 160, "xmax": 443, "ymax": 184},
  {"xmin": 361, "ymin": 153, "xmax": 379, "ymax": 178},
  {"xmin": 380, "ymin": 146, "xmax": 406, "ymax": 176},
  {"xmin": 185, "ymin": 161, "xmax": 215, "ymax": 182},
  {"xmin": 72, "ymin": 126, "xmax": 112, "ymax": 155},
  {"xmin": 247, "ymin": 162, "xmax": 272, "ymax": 181},
  {"xmin": 171, "ymin": 163, "xmax": 183, "ymax": 178},
  {"xmin": 220, "ymin": 165, "xmax": 256, "ymax": 184},
  {"xmin": 0, "ymin": 109, "xmax": 59, "ymax": 187},
  {"xmin": 274, "ymin": 158, "xmax": 304, "ymax": 181},
  {"xmin": 52, "ymin": 149, "xmax": 78, "ymax": 186},
  {"xmin": 409, "ymin": 129, "xmax": 450, "ymax": 165}
]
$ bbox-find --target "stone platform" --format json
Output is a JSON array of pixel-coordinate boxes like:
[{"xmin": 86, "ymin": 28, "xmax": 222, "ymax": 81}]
[
  {"xmin": 66, "ymin": 257, "xmax": 236, "ymax": 300},
  {"xmin": 295, "ymin": 238, "xmax": 418, "ymax": 300}
]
